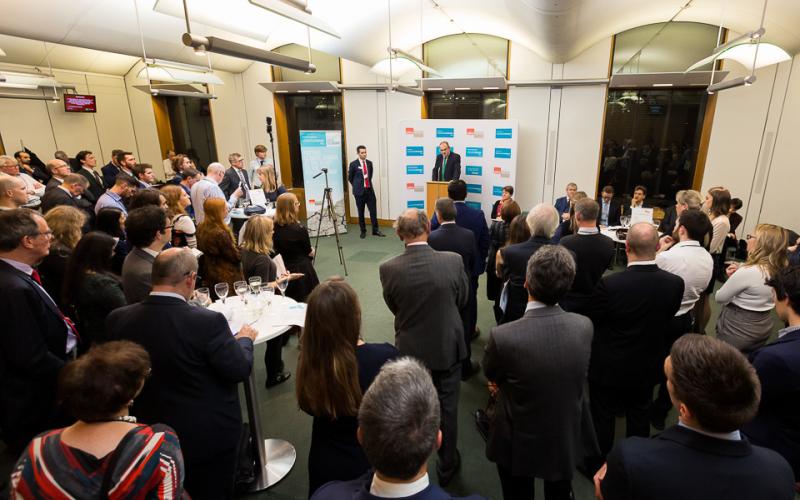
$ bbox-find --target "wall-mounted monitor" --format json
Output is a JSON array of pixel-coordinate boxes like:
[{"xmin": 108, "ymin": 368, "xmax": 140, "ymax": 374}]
[{"xmin": 64, "ymin": 94, "xmax": 97, "ymax": 113}]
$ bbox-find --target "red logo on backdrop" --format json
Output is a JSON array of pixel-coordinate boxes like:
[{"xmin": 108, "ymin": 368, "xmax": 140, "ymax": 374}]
[
  {"xmin": 405, "ymin": 127, "xmax": 415, "ymax": 135},
  {"xmin": 309, "ymin": 199, "xmax": 316, "ymax": 204},
  {"xmin": 493, "ymin": 166, "xmax": 502, "ymax": 174},
  {"xmin": 466, "ymin": 128, "xmax": 475, "ymax": 135},
  {"xmin": 406, "ymin": 182, "xmax": 415, "ymax": 190}
]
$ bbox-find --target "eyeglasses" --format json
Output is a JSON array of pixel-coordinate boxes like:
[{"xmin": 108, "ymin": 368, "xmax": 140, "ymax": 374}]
[
  {"xmin": 163, "ymin": 225, "xmax": 174, "ymax": 231},
  {"xmin": 746, "ymin": 234, "xmax": 756, "ymax": 240},
  {"xmin": 28, "ymin": 230, "xmax": 53, "ymax": 239}
]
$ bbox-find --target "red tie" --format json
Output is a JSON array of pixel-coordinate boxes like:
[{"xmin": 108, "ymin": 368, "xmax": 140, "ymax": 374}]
[
  {"xmin": 31, "ymin": 269, "xmax": 81, "ymax": 341},
  {"xmin": 362, "ymin": 161, "xmax": 370, "ymax": 189},
  {"xmin": 30, "ymin": 269, "xmax": 42, "ymax": 285}
]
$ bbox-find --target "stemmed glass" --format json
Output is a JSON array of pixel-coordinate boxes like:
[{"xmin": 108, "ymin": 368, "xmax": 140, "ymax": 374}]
[
  {"xmin": 260, "ymin": 284, "xmax": 274, "ymax": 308},
  {"xmin": 276, "ymin": 275, "xmax": 289, "ymax": 297},
  {"xmin": 234, "ymin": 280, "xmax": 249, "ymax": 305},
  {"xmin": 620, "ymin": 215, "xmax": 630, "ymax": 228},
  {"xmin": 248, "ymin": 276, "xmax": 262, "ymax": 297},
  {"xmin": 195, "ymin": 287, "xmax": 211, "ymax": 307},
  {"xmin": 214, "ymin": 282, "xmax": 229, "ymax": 304}
]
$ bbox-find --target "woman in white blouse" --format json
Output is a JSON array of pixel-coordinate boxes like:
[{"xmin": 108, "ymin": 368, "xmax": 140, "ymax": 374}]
[
  {"xmin": 705, "ymin": 188, "xmax": 731, "ymax": 257},
  {"xmin": 715, "ymin": 223, "xmax": 787, "ymax": 352},
  {"xmin": 160, "ymin": 184, "xmax": 197, "ymax": 248}
]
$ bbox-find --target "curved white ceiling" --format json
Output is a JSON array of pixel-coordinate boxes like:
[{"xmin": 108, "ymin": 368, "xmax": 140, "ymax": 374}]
[{"xmin": 0, "ymin": 0, "xmax": 797, "ymax": 75}]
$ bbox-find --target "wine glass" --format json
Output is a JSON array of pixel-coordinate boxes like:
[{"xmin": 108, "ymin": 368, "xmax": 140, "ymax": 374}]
[
  {"xmin": 620, "ymin": 215, "xmax": 630, "ymax": 228},
  {"xmin": 214, "ymin": 283, "xmax": 229, "ymax": 304},
  {"xmin": 195, "ymin": 287, "xmax": 211, "ymax": 307},
  {"xmin": 248, "ymin": 276, "xmax": 262, "ymax": 295},
  {"xmin": 277, "ymin": 275, "xmax": 289, "ymax": 297},
  {"xmin": 260, "ymin": 284, "xmax": 274, "ymax": 308},
  {"xmin": 234, "ymin": 280, "xmax": 249, "ymax": 305}
]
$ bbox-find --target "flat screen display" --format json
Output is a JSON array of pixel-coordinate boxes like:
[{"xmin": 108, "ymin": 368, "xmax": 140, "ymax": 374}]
[{"xmin": 64, "ymin": 94, "xmax": 97, "ymax": 113}]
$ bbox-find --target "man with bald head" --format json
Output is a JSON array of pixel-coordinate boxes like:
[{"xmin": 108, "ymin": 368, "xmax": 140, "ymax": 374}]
[
  {"xmin": 0, "ymin": 175, "xmax": 29, "ymax": 210},
  {"xmin": 380, "ymin": 208, "xmax": 469, "ymax": 486},
  {"xmin": 44, "ymin": 159, "xmax": 73, "ymax": 192},
  {"xmin": 190, "ymin": 162, "xmax": 242, "ymax": 224},
  {"xmin": 576, "ymin": 222, "xmax": 684, "ymax": 471}
]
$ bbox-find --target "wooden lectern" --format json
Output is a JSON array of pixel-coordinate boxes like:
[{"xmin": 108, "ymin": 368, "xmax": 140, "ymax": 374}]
[{"xmin": 426, "ymin": 181, "xmax": 450, "ymax": 218}]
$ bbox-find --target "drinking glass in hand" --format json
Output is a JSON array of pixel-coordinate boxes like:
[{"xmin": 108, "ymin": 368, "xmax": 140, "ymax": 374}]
[
  {"xmin": 234, "ymin": 280, "xmax": 249, "ymax": 305},
  {"xmin": 195, "ymin": 287, "xmax": 211, "ymax": 307},
  {"xmin": 277, "ymin": 276, "xmax": 289, "ymax": 297},
  {"xmin": 214, "ymin": 283, "xmax": 229, "ymax": 304}
]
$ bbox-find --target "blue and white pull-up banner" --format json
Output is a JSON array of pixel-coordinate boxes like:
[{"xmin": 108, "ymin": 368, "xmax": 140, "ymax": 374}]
[
  {"xmin": 300, "ymin": 130, "xmax": 347, "ymax": 236},
  {"xmin": 397, "ymin": 119, "xmax": 519, "ymax": 222}
]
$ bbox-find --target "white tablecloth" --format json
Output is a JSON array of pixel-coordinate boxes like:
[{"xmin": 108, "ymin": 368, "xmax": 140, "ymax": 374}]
[{"xmin": 208, "ymin": 294, "xmax": 305, "ymax": 344}]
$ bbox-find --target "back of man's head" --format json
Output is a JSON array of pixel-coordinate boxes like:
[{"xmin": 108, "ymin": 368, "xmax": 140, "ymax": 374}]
[
  {"xmin": 669, "ymin": 334, "xmax": 760, "ymax": 433},
  {"xmin": 678, "ymin": 209, "xmax": 713, "ymax": 243},
  {"xmin": 435, "ymin": 197, "xmax": 456, "ymax": 222},
  {"xmin": 206, "ymin": 162, "xmax": 225, "ymax": 177},
  {"xmin": 358, "ymin": 358, "xmax": 440, "ymax": 480},
  {"xmin": 525, "ymin": 203, "xmax": 560, "ymax": 239},
  {"xmin": 63, "ymin": 173, "xmax": 88, "ymax": 188},
  {"xmin": 447, "ymin": 180, "xmax": 467, "ymax": 201},
  {"xmin": 0, "ymin": 176, "xmax": 24, "ymax": 199},
  {"xmin": 151, "ymin": 247, "xmax": 198, "ymax": 286},
  {"xmin": 126, "ymin": 206, "xmax": 166, "ymax": 249},
  {"xmin": 0, "ymin": 208, "xmax": 39, "ymax": 252},
  {"xmin": 525, "ymin": 245, "xmax": 576, "ymax": 305},
  {"xmin": 180, "ymin": 168, "xmax": 201, "ymax": 181},
  {"xmin": 767, "ymin": 265, "xmax": 800, "ymax": 318},
  {"xmin": 574, "ymin": 198, "xmax": 599, "ymax": 223},
  {"xmin": 113, "ymin": 174, "xmax": 139, "ymax": 189},
  {"xmin": 394, "ymin": 209, "xmax": 429, "ymax": 241},
  {"xmin": 626, "ymin": 222, "xmax": 658, "ymax": 259}
]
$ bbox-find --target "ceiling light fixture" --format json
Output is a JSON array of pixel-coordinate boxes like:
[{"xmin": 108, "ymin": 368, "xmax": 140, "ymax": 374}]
[
  {"xmin": 707, "ymin": 74, "xmax": 757, "ymax": 93},
  {"xmin": 137, "ymin": 58, "xmax": 224, "ymax": 85},
  {"xmin": 150, "ymin": 88, "xmax": 217, "ymax": 99},
  {"xmin": 182, "ymin": 33, "xmax": 316, "ymax": 73},
  {"xmin": 247, "ymin": 0, "xmax": 341, "ymax": 39}
]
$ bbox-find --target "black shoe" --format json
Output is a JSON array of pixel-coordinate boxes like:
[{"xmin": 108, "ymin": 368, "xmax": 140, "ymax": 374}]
[
  {"xmin": 265, "ymin": 372, "xmax": 291, "ymax": 388},
  {"xmin": 437, "ymin": 449, "xmax": 461, "ymax": 487},
  {"xmin": 372, "ymin": 230, "xmax": 386, "ymax": 237},
  {"xmin": 360, "ymin": 231, "xmax": 366, "ymax": 239},
  {"xmin": 461, "ymin": 361, "xmax": 480, "ymax": 381}
]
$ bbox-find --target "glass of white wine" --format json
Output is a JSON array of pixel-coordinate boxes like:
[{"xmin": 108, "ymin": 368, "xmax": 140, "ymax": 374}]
[
  {"xmin": 214, "ymin": 283, "xmax": 229, "ymax": 304},
  {"xmin": 234, "ymin": 280, "xmax": 249, "ymax": 305}
]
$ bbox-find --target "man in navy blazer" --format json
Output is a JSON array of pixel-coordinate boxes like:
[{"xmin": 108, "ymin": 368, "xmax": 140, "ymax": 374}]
[
  {"xmin": 742, "ymin": 265, "xmax": 800, "ymax": 479},
  {"xmin": 0, "ymin": 209, "xmax": 72, "ymax": 453},
  {"xmin": 554, "ymin": 182, "xmax": 577, "ymax": 221},
  {"xmin": 109, "ymin": 248, "xmax": 257, "ymax": 499},
  {"xmin": 348, "ymin": 145, "xmax": 385, "ymax": 238},
  {"xmin": 431, "ymin": 141, "xmax": 461, "ymax": 182},
  {"xmin": 312, "ymin": 358, "xmax": 486, "ymax": 500},
  {"xmin": 596, "ymin": 334, "xmax": 795, "ymax": 500}
]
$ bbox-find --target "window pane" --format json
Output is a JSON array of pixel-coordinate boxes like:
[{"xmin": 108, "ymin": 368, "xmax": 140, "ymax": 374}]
[
  {"xmin": 598, "ymin": 89, "xmax": 707, "ymax": 207},
  {"xmin": 427, "ymin": 91, "xmax": 507, "ymax": 119},
  {"xmin": 272, "ymin": 44, "xmax": 340, "ymax": 82},
  {"xmin": 425, "ymin": 33, "xmax": 508, "ymax": 78},
  {"xmin": 613, "ymin": 22, "xmax": 721, "ymax": 74},
  {"xmin": 284, "ymin": 94, "xmax": 344, "ymax": 186}
]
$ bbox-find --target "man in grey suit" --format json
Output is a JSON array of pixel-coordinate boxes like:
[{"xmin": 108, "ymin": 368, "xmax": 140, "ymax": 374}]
[
  {"xmin": 484, "ymin": 245, "xmax": 597, "ymax": 500},
  {"xmin": 379, "ymin": 208, "xmax": 469, "ymax": 486},
  {"xmin": 121, "ymin": 206, "xmax": 173, "ymax": 303}
]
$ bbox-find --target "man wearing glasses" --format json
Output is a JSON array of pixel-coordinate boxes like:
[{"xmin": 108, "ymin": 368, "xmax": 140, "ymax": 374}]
[{"xmin": 220, "ymin": 152, "xmax": 251, "ymax": 203}]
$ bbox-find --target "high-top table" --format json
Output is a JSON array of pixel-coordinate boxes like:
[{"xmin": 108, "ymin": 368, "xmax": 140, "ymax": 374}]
[{"xmin": 209, "ymin": 294, "xmax": 306, "ymax": 491}]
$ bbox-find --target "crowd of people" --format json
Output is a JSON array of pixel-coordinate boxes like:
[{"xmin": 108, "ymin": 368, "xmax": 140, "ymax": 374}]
[{"xmin": 2, "ymin": 142, "xmax": 800, "ymax": 500}]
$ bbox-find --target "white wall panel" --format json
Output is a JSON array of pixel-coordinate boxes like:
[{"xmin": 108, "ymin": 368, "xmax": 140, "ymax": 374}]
[
  {"xmin": 123, "ymin": 61, "xmax": 162, "ymax": 168},
  {"xmin": 45, "ymin": 71, "xmax": 101, "ymax": 158},
  {"xmin": 563, "ymin": 37, "xmax": 612, "ymax": 80},
  {"xmin": 343, "ymin": 90, "xmax": 382, "ymax": 218},
  {"xmin": 507, "ymin": 43, "xmax": 551, "ymax": 80},
  {"xmin": 385, "ymin": 92, "xmax": 422, "ymax": 219},
  {"xmin": 86, "ymin": 74, "xmax": 137, "ymax": 164},
  {"xmin": 240, "ymin": 62, "xmax": 280, "ymax": 174},
  {"xmin": 0, "ymin": 97, "xmax": 57, "ymax": 157},
  {"xmin": 506, "ymin": 87, "xmax": 550, "ymax": 211},
  {"xmin": 209, "ymin": 70, "xmax": 248, "ymax": 162}
]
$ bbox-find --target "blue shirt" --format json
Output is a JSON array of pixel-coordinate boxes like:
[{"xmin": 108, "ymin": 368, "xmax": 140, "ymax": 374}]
[
  {"xmin": 190, "ymin": 178, "xmax": 236, "ymax": 224},
  {"xmin": 94, "ymin": 190, "xmax": 127, "ymax": 215}
]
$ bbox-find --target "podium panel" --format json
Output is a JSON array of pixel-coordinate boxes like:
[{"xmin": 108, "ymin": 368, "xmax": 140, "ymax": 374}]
[{"xmin": 426, "ymin": 181, "xmax": 450, "ymax": 218}]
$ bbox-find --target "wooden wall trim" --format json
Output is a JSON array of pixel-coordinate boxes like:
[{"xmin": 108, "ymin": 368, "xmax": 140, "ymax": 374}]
[{"xmin": 693, "ymin": 92, "xmax": 717, "ymax": 190}]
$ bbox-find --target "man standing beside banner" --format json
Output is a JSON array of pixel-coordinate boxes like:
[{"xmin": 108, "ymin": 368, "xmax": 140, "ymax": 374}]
[
  {"xmin": 432, "ymin": 141, "xmax": 461, "ymax": 181},
  {"xmin": 348, "ymin": 145, "xmax": 385, "ymax": 239}
]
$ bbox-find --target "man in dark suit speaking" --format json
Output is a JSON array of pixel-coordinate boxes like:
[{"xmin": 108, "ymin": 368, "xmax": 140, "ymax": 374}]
[
  {"xmin": 109, "ymin": 247, "xmax": 257, "ymax": 499},
  {"xmin": 348, "ymin": 145, "xmax": 385, "ymax": 239},
  {"xmin": 432, "ymin": 141, "xmax": 461, "ymax": 181},
  {"xmin": 380, "ymin": 208, "xmax": 468, "ymax": 486}
]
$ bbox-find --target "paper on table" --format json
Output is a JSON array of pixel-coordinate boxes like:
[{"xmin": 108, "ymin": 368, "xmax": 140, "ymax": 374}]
[
  {"xmin": 273, "ymin": 254, "xmax": 287, "ymax": 276},
  {"xmin": 273, "ymin": 302, "xmax": 307, "ymax": 328},
  {"xmin": 249, "ymin": 189, "xmax": 267, "ymax": 207},
  {"xmin": 630, "ymin": 207, "xmax": 654, "ymax": 225}
]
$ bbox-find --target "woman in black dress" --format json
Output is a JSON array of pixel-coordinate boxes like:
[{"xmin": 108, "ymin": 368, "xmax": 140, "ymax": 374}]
[
  {"xmin": 487, "ymin": 200, "xmax": 520, "ymax": 322},
  {"xmin": 296, "ymin": 278, "xmax": 398, "ymax": 497},
  {"xmin": 40, "ymin": 205, "xmax": 87, "ymax": 310},
  {"xmin": 273, "ymin": 192, "xmax": 320, "ymax": 301}
]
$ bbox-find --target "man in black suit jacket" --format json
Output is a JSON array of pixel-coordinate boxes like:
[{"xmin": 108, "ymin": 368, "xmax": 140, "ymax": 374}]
[
  {"xmin": 379, "ymin": 209, "xmax": 468, "ymax": 486},
  {"xmin": 500, "ymin": 203, "xmax": 560, "ymax": 324},
  {"xmin": 429, "ymin": 197, "xmax": 480, "ymax": 379},
  {"xmin": 560, "ymin": 198, "xmax": 615, "ymax": 312},
  {"xmin": 0, "ymin": 209, "xmax": 74, "ymax": 453},
  {"xmin": 622, "ymin": 184, "xmax": 650, "ymax": 217},
  {"xmin": 431, "ymin": 141, "xmax": 461, "ymax": 181},
  {"xmin": 101, "ymin": 149, "xmax": 123, "ymax": 189},
  {"xmin": 75, "ymin": 150, "xmax": 104, "ymax": 204},
  {"xmin": 109, "ymin": 248, "xmax": 257, "ymax": 499},
  {"xmin": 576, "ymin": 223, "xmax": 683, "ymax": 465},
  {"xmin": 597, "ymin": 185, "xmax": 621, "ymax": 227},
  {"xmin": 596, "ymin": 335, "xmax": 795, "ymax": 500},
  {"xmin": 40, "ymin": 173, "xmax": 90, "ymax": 214},
  {"xmin": 348, "ymin": 145, "xmax": 385, "ymax": 238},
  {"xmin": 219, "ymin": 153, "xmax": 251, "ymax": 201}
]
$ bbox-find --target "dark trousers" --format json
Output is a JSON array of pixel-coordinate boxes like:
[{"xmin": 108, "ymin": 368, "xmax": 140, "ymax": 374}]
[
  {"xmin": 463, "ymin": 276, "xmax": 478, "ymax": 370},
  {"xmin": 184, "ymin": 446, "xmax": 238, "ymax": 500},
  {"xmin": 589, "ymin": 382, "xmax": 652, "ymax": 457},
  {"xmin": 651, "ymin": 312, "xmax": 693, "ymax": 419},
  {"xmin": 496, "ymin": 466, "xmax": 573, "ymax": 500},
  {"xmin": 431, "ymin": 363, "xmax": 461, "ymax": 473},
  {"xmin": 264, "ymin": 334, "xmax": 284, "ymax": 379},
  {"xmin": 354, "ymin": 188, "xmax": 378, "ymax": 233}
]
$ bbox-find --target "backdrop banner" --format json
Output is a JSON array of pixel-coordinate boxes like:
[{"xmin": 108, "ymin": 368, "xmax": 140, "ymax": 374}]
[
  {"xmin": 300, "ymin": 130, "xmax": 347, "ymax": 236},
  {"xmin": 397, "ymin": 119, "xmax": 519, "ymax": 222}
]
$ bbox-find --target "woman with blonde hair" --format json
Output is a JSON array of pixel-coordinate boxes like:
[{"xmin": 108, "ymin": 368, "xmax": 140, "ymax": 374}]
[
  {"xmin": 715, "ymin": 223, "xmax": 788, "ymax": 352},
  {"xmin": 296, "ymin": 278, "xmax": 398, "ymax": 496},
  {"xmin": 273, "ymin": 192, "xmax": 319, "ymax": 301},
  {"xmin": 40, "ymin": 205, "xmax": 87, "ymax": 308},
  {"xmin": 196, "ymin": 198, "xmax": 242, "ymax": 289},
  {"xmin": 256, "ymin": 166, "xmax": 286, "ymax": 204},
  {"xmin": 160, "ymin": 184, "xmax": 196, "ymax": 248}
]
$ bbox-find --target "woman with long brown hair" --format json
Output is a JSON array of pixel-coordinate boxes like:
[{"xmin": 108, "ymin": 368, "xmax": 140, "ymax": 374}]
[
  {"xmin": 160, "ymin": 184, "xmax": 196, "ymax": 248},
  {"xmin": 715, "ymin": 223, "xmax": 788, "ymax": 352},
  {"xmin": 296, "ymin": 278, "xmax": 398, "ymax": 496},
  {"xmin": 196, "ymin": 198, "xmax": 242, "ymax": 288},
  {"xmin": 273, "ymin": 192, "xmax": 319, "ymax": 301},
  {"xmin": 256, "ymin": 165, "xmax": 286, "ymax": 204}
]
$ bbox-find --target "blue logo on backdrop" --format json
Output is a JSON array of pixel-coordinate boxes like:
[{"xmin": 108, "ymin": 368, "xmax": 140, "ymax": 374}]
[
  {"xmin": 466, "ymin": 184, "xmax": 482, "ymax": 194},
  {"xmin": 406, "ymin": 165, "xmax": 424, "ymax": 175},
  {"xmin": 299, "ymin": 131, "xmax": 327, "ymax": 147},
  {"xmin": 407, "ymin": 200, "xmax": 425, "ymax": 209},
  {"xmin": 492, "ymin": 186, "xmax": 504, "ymax": 196},
  {"xmin": 465, "ymin": 147, "xmax": 483, "ymax": 158},
  {"xmin": 494, "ymin": 148, "xmax": 512, "ymax": 159},
  {"xmin": 465, "ymin": 201, "xmax": 482, "ymax": 211},
  {"xmin": 495, "ymin": 128, "xmax": 513, "ymax": 139},
  {"xmin": 406, "ymin": 146, "xmax": 424, "ymax": 157},
  {"xmin": 436, "ymin": 128, "xmax": 454, "ymax": 138},
  {"xmin": 465, "ymin": 165, "xmax": 482, "ymax": 176}
]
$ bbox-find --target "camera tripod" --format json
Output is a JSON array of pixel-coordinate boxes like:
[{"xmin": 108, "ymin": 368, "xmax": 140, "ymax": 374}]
[{"xmin": 312, "ymin": 168, "xmax": 348, "ymax": 276}]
